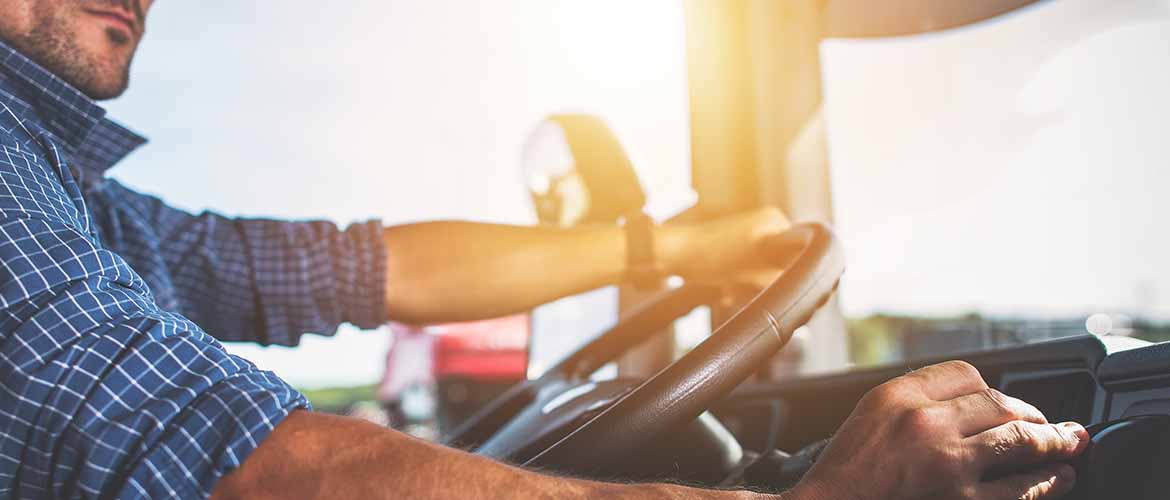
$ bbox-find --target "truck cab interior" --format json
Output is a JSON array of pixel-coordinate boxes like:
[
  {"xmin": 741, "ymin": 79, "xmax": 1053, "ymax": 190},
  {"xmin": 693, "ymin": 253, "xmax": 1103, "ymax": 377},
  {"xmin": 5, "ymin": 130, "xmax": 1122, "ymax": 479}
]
[{"xmin": 433, "ymin": 1, "xmax": 1169, "ymax": 498}]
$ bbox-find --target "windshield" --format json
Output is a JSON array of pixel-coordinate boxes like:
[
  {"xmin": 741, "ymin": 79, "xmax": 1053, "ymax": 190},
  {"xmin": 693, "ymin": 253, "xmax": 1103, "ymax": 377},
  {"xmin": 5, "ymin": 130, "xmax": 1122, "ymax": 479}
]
[
  {"xmin": 109, "ymin": 0, "xmax": 693, "ymax": 389},
  {"xmin": 822, "ymin": 0, "xmax": 1170, "ymax": 365}
]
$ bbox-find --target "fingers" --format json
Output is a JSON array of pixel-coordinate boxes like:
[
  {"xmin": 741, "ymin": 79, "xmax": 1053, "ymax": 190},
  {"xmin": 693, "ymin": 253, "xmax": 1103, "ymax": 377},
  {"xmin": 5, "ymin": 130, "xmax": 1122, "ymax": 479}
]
[
  {"xmin": 749, "ymin": 206, "xmax": 791, "ymax": 233},
  {"xmin": 945, "ymin": 388, "xmax": 1047, "ymax": 436},
  {"xmin": 969, "ymin": 420, "xmax": 1088, "ymax": 471},
  {"xmin": 976, "ymin": 463, "xmax": 1076, "ymax": 500},
  {"xmin": 904, "ymin": 360, "xmax": 989, "ymax": 401}
]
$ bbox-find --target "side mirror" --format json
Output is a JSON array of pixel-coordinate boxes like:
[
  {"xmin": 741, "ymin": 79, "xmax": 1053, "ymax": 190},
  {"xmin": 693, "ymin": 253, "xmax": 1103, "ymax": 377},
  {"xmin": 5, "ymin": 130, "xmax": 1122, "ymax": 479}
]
[{"xmin": 522, "ymin": 114, "xmax": 646, "ymax": 227}]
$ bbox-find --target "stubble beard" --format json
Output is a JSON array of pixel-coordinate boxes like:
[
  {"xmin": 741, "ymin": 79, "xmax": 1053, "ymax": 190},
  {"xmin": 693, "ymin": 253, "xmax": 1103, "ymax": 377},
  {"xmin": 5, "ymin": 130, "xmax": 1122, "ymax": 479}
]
[{"xmin": 14, "ymin": 13, "xmax": 131, "ymax": 100}]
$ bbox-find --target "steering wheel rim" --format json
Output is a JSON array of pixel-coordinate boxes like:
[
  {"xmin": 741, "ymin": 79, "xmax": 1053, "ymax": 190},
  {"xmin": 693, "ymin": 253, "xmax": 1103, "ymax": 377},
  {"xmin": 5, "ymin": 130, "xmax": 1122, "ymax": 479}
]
[
  {"xmin": 445, "ymin": 284, "xmax": 723, "ymax": 451},
  {"xmin": 449, "ymin": 223, "xmax": 843, "ymax": 474},
  {"xmin": 524, "ymin": 222, "xmax": 844, "ymax": 474}
]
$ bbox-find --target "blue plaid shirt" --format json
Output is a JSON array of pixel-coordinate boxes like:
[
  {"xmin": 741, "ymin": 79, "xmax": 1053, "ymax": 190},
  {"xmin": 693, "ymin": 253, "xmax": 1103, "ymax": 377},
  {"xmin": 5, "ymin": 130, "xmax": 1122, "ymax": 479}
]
[{"xmin": 0, "ymin": 41, "xmax": 389, "ymax": 498}]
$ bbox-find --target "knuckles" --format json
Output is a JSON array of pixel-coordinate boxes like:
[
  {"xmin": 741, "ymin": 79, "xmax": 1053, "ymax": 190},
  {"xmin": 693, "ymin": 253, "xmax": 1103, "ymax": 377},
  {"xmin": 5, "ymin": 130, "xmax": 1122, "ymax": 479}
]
[
  {"xmin": 1006, "ymin": 420, "xmax": 1037, "ymax": 445},
  {"xmin": 896, "ymin": 406, "xmax": 946, "ymax": 438},
  {"xmin": 980, "ymin": 388, "xmax": 1016, "ymax": 418},
  {"xmin": 988, "ymin": 428, "xmax": 1022, "ymax": 458},
  {"xmin": 994, "ymin": 420, "xmax": 1056, "ymax": 459},
  {"xmin": 981, "ymin": 388, "xmax": 1047, "ymax": 425},
  {"xmin": 861, "ymin": 378, "xmax": 913, "ymax": 409},
  {"xmin": 753, "ymin": 206, "xmax": 790, "ymax": 227},
  {"xmin": 939, "ymin": 360, "xmax": 983, "ymax": 383}
]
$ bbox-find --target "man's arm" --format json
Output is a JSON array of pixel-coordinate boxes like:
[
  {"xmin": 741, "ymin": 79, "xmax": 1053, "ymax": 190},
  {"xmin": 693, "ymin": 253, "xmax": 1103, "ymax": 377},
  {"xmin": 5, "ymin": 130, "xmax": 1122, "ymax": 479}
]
[
  {"xmin": 382, "ymin": 209, "xmax": 788, "ymax": 324},
  {"xmin": 94, "ymin": 180, "xmax": 387, "ymax": 346},
  {"xmin": 211, "ymin": 361, "xmax": 1085, "ymax": 500},
  {"xmin": 103, "ymin": 180, "xmax": 786, "ymax": 339},
  {"xmin": 210, "ymin": 411, "xmax": 775, "ymax": 500}
]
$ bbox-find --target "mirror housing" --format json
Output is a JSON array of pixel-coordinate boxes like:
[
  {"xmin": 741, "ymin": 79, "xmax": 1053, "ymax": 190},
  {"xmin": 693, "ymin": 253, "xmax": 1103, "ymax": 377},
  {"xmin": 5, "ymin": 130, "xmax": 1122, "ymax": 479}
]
[{"xmin": 522, "ymin": 114, "xmax": 647, "ymax": 227}]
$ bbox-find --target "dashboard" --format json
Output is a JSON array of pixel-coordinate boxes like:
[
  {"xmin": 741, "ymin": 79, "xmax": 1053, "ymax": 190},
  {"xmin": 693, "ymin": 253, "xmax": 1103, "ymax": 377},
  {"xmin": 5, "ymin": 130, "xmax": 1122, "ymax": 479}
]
[
  {"xmin": 718, "ymin": 335, "xmax": 1137, "ymax": 447},
  {"xmin": 713, "ymin": 335, "xmax": 1170, "ymax": 498}
]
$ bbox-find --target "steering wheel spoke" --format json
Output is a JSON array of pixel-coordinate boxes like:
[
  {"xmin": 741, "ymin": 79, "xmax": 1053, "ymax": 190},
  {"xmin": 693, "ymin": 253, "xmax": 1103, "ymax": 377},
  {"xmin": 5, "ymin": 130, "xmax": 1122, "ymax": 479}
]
[{"xmin": 455, "ymin": 223, "xmax": 844, "ymax": 479}]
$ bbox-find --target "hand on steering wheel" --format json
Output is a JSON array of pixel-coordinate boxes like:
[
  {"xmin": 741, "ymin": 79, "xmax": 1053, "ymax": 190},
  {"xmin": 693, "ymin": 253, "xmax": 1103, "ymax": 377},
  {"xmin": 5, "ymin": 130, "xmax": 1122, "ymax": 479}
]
[
  {"xmin": 450, "ymin": 222, "xmax": 843, "ymax": 479},
  {"xmin": 794, "ymin": 360, "xmax": 1088, "ymax": 500},
  {"xmin": 669, "ymin": 207, "xmax": 796, "ymax": 290}
]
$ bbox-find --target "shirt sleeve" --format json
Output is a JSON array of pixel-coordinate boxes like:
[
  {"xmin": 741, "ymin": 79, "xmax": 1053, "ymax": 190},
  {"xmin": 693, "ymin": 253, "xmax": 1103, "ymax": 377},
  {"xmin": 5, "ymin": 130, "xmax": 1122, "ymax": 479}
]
[
  {"xmin": 1, "ymin": 142, "xmax": 307, "ymax": 498},
  {"xmin": 92, "ymin": 180, "xmax": 389, "ymax": 346}
]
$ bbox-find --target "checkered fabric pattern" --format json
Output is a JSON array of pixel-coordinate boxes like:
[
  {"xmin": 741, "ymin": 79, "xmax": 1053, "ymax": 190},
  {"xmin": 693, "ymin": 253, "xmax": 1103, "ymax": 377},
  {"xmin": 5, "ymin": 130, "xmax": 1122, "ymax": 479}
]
[{"xmin": 0, "ymin": 40, "xmax": 389, "ymax": 498}]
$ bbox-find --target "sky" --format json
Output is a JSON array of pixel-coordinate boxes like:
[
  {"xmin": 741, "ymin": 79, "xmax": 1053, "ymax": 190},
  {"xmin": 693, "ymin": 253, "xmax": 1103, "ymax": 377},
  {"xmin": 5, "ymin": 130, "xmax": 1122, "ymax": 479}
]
[
  {"xmin": 103, "ymin": 0, "xmax": 692, "ymax": 387},
  {"xmin": 102, "ymin": 0, "xmax": 1169, "ymax": 387},
  {"xmin": 822, "ymin": 0, "xmax": 1170, "ymax": 320}
]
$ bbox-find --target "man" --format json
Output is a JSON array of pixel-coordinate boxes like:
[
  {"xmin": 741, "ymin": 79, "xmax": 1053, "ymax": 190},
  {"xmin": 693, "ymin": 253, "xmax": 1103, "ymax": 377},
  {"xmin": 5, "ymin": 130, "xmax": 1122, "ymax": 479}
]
[{"xmin": 0, "ymin": 1, "xmax": 1087, "ymax": 498}]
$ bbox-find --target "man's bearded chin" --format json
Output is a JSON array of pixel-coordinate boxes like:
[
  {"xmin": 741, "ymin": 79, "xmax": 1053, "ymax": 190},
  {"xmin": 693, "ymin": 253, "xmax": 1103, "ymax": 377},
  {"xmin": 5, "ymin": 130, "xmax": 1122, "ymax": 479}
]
[{"xmin": 13, "ymin": 14, "xmax": 133, "ymax": 100}]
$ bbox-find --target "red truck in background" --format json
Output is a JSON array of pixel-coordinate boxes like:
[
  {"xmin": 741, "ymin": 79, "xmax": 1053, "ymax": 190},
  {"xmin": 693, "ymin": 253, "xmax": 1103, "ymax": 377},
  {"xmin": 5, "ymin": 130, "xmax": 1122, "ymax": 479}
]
[{"xmin": 378, "ymin": 315, "xmax": 529, "ymax": 435}]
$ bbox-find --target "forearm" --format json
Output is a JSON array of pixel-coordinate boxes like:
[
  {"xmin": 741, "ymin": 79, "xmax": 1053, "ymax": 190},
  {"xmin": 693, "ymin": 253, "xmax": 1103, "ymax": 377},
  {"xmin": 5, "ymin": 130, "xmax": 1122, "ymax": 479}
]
[
  {"xmin": 211, "ymin": 411, "xmax": 778, "ymax": 500},
  {"xmin": 382, "ymin": 221, "xmax": 687, "ymax": 324}
]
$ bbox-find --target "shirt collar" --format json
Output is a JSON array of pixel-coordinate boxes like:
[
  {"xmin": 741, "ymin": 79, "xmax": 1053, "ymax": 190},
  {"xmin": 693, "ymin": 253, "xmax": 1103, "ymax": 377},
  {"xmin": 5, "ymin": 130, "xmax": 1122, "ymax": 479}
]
[{"xmin": 0, "ymin": 39, "xmax": 146, "ymax": 176}]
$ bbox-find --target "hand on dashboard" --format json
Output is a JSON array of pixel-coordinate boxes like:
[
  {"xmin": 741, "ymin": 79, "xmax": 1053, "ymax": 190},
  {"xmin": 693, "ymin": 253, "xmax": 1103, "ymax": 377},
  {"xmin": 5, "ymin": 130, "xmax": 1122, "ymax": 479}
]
[{"xmin": 789, "ymin": 360, "xmax": 1088, "ymax": 500}]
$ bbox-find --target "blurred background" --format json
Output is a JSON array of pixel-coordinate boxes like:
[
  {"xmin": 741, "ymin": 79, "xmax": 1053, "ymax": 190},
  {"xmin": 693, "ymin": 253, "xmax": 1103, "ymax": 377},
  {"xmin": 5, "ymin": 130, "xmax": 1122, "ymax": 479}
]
[
  {"xmin": 104, "ymin": 0, "xmax": 1169, "ymax": 433},
  {"xmin": 105, "ymin": 0, "xmax": 693, "ymax": 387}
]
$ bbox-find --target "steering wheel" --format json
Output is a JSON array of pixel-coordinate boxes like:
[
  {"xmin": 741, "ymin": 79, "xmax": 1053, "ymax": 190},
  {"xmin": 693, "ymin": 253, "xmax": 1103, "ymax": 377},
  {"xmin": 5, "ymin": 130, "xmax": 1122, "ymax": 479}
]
[{"xmin": 445, "ymin": 223, "xmax": 844, "ymax": 477}]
